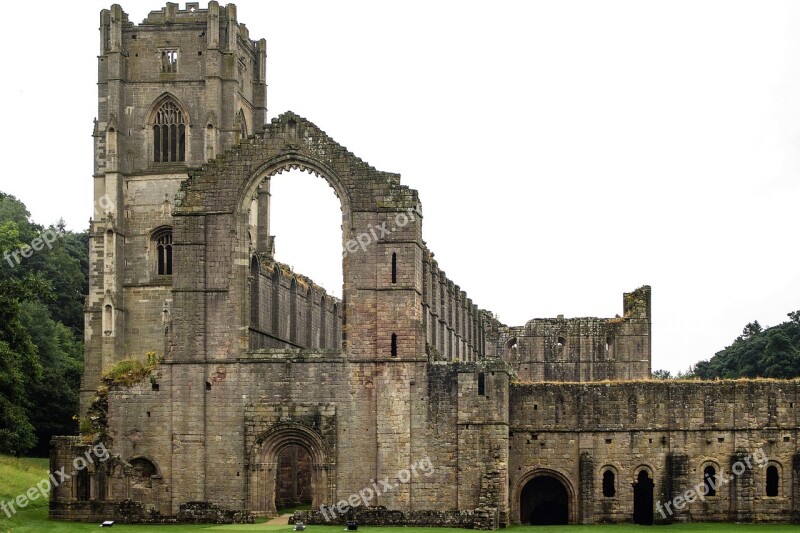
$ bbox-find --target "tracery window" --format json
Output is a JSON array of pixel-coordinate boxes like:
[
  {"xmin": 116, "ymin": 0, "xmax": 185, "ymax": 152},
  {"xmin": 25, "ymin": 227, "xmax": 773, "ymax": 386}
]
[
  {"xmin": 153, "ymin": 100, "xmax": 186, "ymax": 163},
  {"xmin": 154, "ymin": 229, "xmax": 173, "ymax": 275}
]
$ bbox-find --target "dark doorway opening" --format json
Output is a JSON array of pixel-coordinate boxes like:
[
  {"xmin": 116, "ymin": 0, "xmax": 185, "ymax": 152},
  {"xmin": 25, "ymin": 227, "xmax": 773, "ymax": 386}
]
[
  {"xmin": 275, "ymin": 445, "xmax": 312, "ymax": 510},
  {"xmin": 633, "ymin": 470, "xmax": 654, "ymax": 525},
  {"xmin": 520, "ymin": 475, "xmax": 569, "ymax": 525}
]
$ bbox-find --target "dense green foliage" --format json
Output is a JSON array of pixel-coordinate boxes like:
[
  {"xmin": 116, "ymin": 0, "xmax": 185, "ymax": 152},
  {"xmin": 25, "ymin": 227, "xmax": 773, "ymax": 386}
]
[
  {"xmin": 692, "ymin": 314, "xmax": 800, "ymax": 379},
  {"xmin": 0, "ymin": 193, "xmax": 86, "ymax": 456}
]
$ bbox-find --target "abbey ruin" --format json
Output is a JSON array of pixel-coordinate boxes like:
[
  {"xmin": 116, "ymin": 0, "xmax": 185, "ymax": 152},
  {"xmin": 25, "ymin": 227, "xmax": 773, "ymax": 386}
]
[{"xmin": 51, "ymin": 3, "xmax": 800, "ymax": 527}]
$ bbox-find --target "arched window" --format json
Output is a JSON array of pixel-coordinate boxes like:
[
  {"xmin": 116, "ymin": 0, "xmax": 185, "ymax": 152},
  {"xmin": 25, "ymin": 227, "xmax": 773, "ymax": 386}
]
[
  {"xmin": 703, "ymin": 465, "xmax": 717, "ymax": 497},
  {"xmin": 250, "ymin": 256, "xmax": 260, "ymax": 327},
  {"xmin": 237, "ymin": 109, "xmax": 248, "ymax": 141},
  {"xmin": 289, "ymin": 278, "xmax": 298, "ymax": 343},
  {"xmin": 766, "ymin": 465, "xmax": 779, "ymax": 497},
  {"xmin": 319, "ymin": 295, "xmax": 327, "ymax": 348},
  {"xmin": 129, "ymin": 458, "xmax": 157, "ymax": 489},
  {"xmin": 153, "ymin": 99, "xmax": 186, "ymax": 162},
  {"xmin": 154, "ymin": 229, "xmax": 173, "ymax": 275},
  {"xmin": 602, "ymin": 470, "xmax": 616, "ymax": 497}
]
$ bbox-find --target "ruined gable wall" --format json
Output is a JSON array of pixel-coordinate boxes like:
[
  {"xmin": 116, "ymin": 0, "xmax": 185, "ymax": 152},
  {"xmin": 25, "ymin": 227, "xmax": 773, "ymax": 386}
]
[{"xmin": 493, "ymin": 286, "xmax": 651, "ymax": 382}]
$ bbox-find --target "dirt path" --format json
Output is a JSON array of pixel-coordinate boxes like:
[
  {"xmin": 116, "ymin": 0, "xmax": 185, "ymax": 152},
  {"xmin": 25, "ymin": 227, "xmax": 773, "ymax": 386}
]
[{"xmin": 265, "ymin": 513, "xmax": 293, "ymax": 525}]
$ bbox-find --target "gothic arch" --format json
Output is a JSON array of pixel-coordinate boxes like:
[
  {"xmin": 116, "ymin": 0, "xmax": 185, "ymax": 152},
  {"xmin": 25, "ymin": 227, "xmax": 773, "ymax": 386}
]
[
  {"xmin": 146, "ymin": 93, "xmax": 191, "ymax": 163},
  {"xmin": 513, "ymin": 467, "xmax": 578, "ymax": 524},
  {"xmin": 172, "ymin": 112, "xmax": 423, "ymax": 361},
  {"xmin": 247, "ymin": 423, "xmax": 333, "ymax": 516}
]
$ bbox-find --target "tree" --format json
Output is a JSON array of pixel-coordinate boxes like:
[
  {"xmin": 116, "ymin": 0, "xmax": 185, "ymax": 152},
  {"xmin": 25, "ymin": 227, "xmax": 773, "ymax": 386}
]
[
  {"xmin": 0, "ymin": 193, "xmax": 89, "ymax": 455},
  {"xmin": 693, "ymin": 315, "xmax": 800, "ymax": 380},
  {"xmin": 0, "ymin": 219, "xmax": 46, "ymax": 455}
]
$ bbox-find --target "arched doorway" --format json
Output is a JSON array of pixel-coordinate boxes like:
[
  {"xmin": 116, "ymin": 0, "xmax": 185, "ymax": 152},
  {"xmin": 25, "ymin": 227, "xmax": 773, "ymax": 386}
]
[
  {"xmin": 248, "ymin": 423, "xmax": 332, "ymax": 516},
  {"xmin": 520, "ymin": 475, "xmax": 570, "ymax": 525},
  {"xmin": 633, "ymin": 469, "xmax": 654, "ymax": 525},
  {"xmin": 275, "ymin": 444, "xmax": 312, "ymax": 510}
]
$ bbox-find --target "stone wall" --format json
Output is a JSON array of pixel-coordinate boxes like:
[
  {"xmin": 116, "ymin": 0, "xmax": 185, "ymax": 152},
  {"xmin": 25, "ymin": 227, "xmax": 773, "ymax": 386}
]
[
  {"xmin": 249, "ymin": 257, "xmax": 341, "ymax": 350},
  {"xmin": 509, "ymin": 380, "xmax": 800, "ymax": 524}
]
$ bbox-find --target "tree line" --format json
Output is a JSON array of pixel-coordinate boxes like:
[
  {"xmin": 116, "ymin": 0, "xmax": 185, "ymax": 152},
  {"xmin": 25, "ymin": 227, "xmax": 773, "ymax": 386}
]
[
  {"xmin": 0, "ymin": 192, "xmax": 86, "ymax": 456},
  {"xmin": 653, "ymin": 312, "xmax": 800, "ymax": 380}
]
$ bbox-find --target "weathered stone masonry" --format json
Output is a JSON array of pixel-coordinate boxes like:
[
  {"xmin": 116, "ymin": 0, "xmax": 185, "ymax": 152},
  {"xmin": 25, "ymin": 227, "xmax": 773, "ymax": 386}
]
[{"xmin": 52, "ymin": 2, "xmax": 800, "ymax": 527}]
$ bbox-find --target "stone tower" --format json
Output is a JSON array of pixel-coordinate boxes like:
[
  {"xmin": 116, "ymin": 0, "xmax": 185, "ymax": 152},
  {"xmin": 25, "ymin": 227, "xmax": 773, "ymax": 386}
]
[{"xmin": 83, "ymin": 2, "xmax": 266, "ymax": 411}]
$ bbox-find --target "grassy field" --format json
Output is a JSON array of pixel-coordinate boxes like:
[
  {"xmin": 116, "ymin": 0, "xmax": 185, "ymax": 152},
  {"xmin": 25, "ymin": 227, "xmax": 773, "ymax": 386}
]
[{"xmin": 3, "ymin": 456, "xmax": 800, "ymax": 532}]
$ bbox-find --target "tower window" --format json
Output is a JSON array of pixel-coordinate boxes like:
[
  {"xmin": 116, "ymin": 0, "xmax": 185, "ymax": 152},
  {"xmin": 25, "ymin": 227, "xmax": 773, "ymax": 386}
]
[
  {"xmin": 154, "ymin": 229, "xmax": 173, "ymax": 275},
  {"xmin": 153, "ymin": 100, "xmax": 186, "ymax": 163},
  {"xmin": 391, "ymin": 252, "xmax": 397, "ymax": 284},
  {"xmin": 478, "ymin": 372, "xmax": 485, "ymax": 396},
  {"xmin": 161, "ymin": 49, "xmax": 178, "ymax": 73},
  {"xmin": 391, "ymin": 333, "xmax": 398, "ymax": 357}
]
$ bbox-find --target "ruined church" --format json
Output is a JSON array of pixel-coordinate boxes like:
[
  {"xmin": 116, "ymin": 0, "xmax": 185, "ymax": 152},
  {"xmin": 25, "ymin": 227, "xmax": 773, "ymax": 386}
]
[{"xmin": 51, "ymin": 2, "xmax": 800, "ymax": 527}]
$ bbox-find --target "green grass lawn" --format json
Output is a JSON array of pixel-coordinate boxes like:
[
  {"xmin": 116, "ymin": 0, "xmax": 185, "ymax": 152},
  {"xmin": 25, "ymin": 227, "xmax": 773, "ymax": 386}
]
[{"xmin": 3, "ymin": 456, "xmax": 800, "ymax": 531}]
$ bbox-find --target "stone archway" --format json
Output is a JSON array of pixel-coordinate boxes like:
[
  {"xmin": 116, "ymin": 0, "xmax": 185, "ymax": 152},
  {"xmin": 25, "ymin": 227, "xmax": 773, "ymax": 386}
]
[
  {"xmin": 173, "ymin": 112, "xmax": 426, "ymax": 363},
  {"xmin": 514, "ymin": 469, "xmax": 576, "ymax": 525},
  {"xmin": 520, "ymin": 475, "xmax": 569, "ymax": 524},
  {"xmin": 248, "ymin": 423, "xmax": 331, "ymax": 516}
]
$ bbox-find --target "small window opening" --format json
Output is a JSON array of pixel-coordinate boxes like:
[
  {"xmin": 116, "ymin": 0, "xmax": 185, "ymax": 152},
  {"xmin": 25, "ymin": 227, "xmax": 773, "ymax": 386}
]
[
  {"xmin": 391, "ymin": 252, "xmax": 397, "ymax": 284},
  {"xmin": 605, "ymin": 438, "xmax": 612, "ymax": 444},
  {"xmin": 557, "ymin": 336, "xmax": 566, "ymax": 347},
  {"xmin": 784, "ymin": 436, "xmax": 791, "ymax": 442},
  {"xmin": 161, "ymin": 49, "xmax": 178, "ymax": 73},
  {"xmin": 718, "ymin": 437, "xmax": 724, "ymax": 443},
  {"xmin": 766, "ymin": 465, "xmax": 779, "ymax": 497},
  {"xmin": 155, "ymin": 230, "xmax": 173, "ymax": 275},
  {"xmin": 205, "ymin": 381, "xmax": 212, "ymax": 391},
  {"xmin": 391, "ymin": 333, "xmax": 398, "ymax": 357},
  {"xmin": 703, "ymin": 466, "xmax": 717, "ymax": 497},
  {"xmin": 602, "ymin": 470, "xmax": 616, "ymax": 497},
  {"xmin": 478, "ymin": 373, "xmax": 485, "ymax": 396},
  {"xmin": 533, "ymin": 404, "xmax": 538, "ymax": 410}
]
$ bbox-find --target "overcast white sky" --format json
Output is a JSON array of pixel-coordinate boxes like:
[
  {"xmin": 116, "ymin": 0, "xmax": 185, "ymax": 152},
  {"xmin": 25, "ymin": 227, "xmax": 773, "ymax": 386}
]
[{"xmin": 1, "ymin": 1, "xmax": 798, "ymax": 374}]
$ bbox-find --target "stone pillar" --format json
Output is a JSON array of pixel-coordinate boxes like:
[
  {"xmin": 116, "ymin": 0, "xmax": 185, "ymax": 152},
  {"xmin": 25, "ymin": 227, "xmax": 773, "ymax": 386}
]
[{"xmin": 579, "ymin": 452, "xmax": 594, "ymax": 524}]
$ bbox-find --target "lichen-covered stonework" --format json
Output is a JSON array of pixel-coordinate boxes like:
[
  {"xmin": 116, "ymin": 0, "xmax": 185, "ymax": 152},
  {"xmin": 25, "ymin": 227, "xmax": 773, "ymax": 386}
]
[{"xmin": 50, "ymin": 2, "xmax": 799, "ymax": 528}]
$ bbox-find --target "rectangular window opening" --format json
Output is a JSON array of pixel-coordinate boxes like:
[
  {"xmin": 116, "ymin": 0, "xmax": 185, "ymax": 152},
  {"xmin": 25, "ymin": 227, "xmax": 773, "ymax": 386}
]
[{"xmin": 161, "ymin": 49, "xmax": 178, "ymax": 73}]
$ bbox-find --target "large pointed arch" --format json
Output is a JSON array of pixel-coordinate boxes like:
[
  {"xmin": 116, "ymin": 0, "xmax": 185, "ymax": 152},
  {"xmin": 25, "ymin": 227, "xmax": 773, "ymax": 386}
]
[{"xmin": 171, "ymin": 111, "xmax": 424, "ymax": 362}]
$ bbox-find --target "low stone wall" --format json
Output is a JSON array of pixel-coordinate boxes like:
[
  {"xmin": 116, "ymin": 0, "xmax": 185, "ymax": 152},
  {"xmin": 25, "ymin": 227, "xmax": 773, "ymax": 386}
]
[
  {"xmin": 293, "ymin": 507, "xmax": 478, "ymax": 528},
  {"xmin": 49, "ymin": 500, "xmax": 253, "ymax": 525}
]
